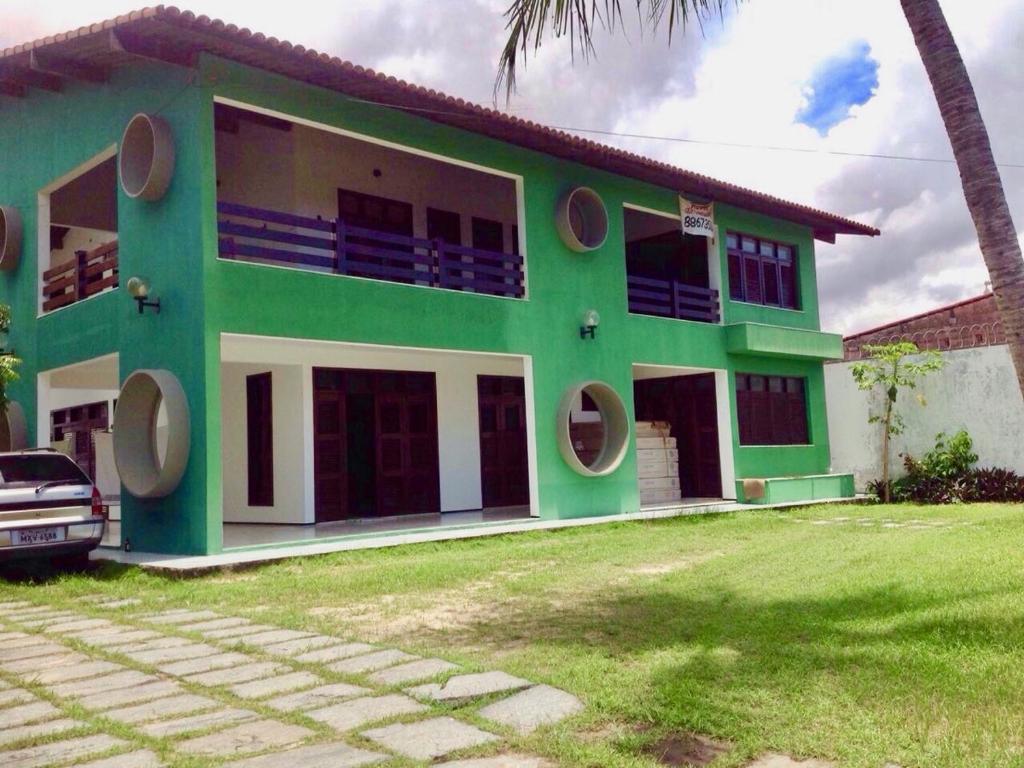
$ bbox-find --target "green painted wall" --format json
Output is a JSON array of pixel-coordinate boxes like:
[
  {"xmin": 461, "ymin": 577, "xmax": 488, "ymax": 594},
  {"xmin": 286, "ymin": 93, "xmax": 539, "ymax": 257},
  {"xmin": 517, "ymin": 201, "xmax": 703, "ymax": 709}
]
[
  {"xmin": 0, "ymin": 62, "xmax": 218, "ymax": 555},
  {"xmin": 0, "ymin": 52, "xmax": 850, "ymax": 555}
]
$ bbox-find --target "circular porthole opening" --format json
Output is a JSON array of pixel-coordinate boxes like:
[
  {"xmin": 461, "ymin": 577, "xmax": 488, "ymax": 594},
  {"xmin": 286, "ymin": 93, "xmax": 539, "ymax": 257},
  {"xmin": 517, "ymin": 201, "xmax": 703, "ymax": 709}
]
[
  {"xmin": 555, "ymin": 187, "xmax": 609, "ymax": 252},
  {"xmin": 0, "ymin": 401, "xmax": 28, "ymax": 451},
  {"xmin": 113, "ymin": 370, "xmax": 190, "ymax": 498},
  {"xmin": 119, "ymin": 113, "xmax": 176, "ymax": 201},
  {"xmin": 0, "ymin": 206, "xmax": 22, "ymax": 272},
  {"xmin": 557, "ymin": 381, "xmax": 629, "ymax": 476}
]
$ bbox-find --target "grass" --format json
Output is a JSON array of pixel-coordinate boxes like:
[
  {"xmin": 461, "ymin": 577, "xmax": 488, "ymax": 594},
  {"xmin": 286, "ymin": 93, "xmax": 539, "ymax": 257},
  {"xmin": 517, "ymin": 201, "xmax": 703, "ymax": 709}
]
[{"xmin": 2, "ymin": 502, "xmax": 1024, "ymax": 767}]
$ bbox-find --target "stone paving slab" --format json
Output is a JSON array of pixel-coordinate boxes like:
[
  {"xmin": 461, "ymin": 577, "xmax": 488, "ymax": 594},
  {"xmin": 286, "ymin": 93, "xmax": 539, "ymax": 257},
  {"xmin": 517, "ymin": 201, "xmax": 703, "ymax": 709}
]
[
  {"xmin": 0, "ymin": 718, "xmax": 82, "ymax": 748},
  {"xmin": 0, "ymin": 733, "xmax": 126, "ymax": 768},
  {"xmin": 0, "ymin": 700, "xmax": 62, "ymax": 727},
  {"xmin": 0, "ymin": 600, "xmax": 32, "ymax": 611},
  {"xmin": 362, "ymin": 716, "xmax": 499, "ymax": 760},
  {"xmin": 204, "ymin": 623, "xmax": 277, "ymax": 639},
  {"xmin": 184, "ymin": 661, "xmax": 287, "ymax": 687},
  {"xmin": 99, "ymin": 630, "xmax": 165, "ymax": 647},
  {"xmin": 746, "ymin": 755, "xmax": 836, "ymax": 768},
  {"xmin": 144, "ymin": 610, "xmax": 222, "ymax": 625},
  {"xmin": 76, "ymin": 749, "xmax": 163, "ymax": 768},
  {"xmin": 175, "ymin": 616, "xmax": 251, "ymax": 632},
  {"xmin": 45, "ymin": 618, "xmax": 114, "ymax": 634},
  {"xmin": 125, "ymin": 642, "xmax": 223, "ymax": 665},
  {"xmin": 477, "ymin": 685, "xmax": 584, "ymax": 734},
  {"xmin": 368, "ymin": 658, "xmax": 459, "ymax": 686},
  {"xmin": 0, "ymin": 688, "xmax": 34, "ymax": 707},
  {"xmin": 327, "ymin": 649, "xmax": 418, "ymax": 675},
  {"xmin": 264, "ymin": 682, "xmax": 372, "ymax": 712},
  {"xmin": 2, "ymin": 651, "xmax": 90, "ymax": 674},
  {"xmin": 93, "ymin": 599, "xmax": 142, "ymax": 610},
  {"xmin": 176, "ymin": 719, "xmax": 314, "ymax": 757},
  {"xmin": 237, "ymin": 629, "xmax": 316, "ymax": 647},
  {"xmin": 306, "ymin": 693, "xmax": 428, "ymax": 732},
  {"xmin": 261, "ymin": 635, "xmax": 338, "ymax": 657},
  {"xmin": 158, "ymin": 651, "xmax": 253, "ymax": 676},
  {"xmin": 77, "ymin": 680, "xmax": 182, "ymax": 711},
  {"xmin": 0, "ymin": 638, "xmax": 67, "ymax": 659},
  {"xmin": 102, "ymin": 693, "xmax": 221, "ymax": 724},
  {"xmin": 436, "ymin": 756, "xmax": 551, "ymax": 768},
  {"xmin": 24, "ymin": 659, "xmax": 123, "ymax": 685},
  {"xmin": 138, "ymin": 707, "xmax": 259, "ymax": 738},
  {"xmin": 1, "ymin": 642, "xmax": 72, "ymax": 661},
  {"xmin": 112, "ymin": 636, "xmax": 192, "ymax": 653},
  {"xmin": 50, "ymin": 670, "xmax": 158, "ymax": 699},
  {"xmin": 222, "ymin": 741, "xmax": 386, "ymax": 768},
  {"xmin": 67, "ymin": 625, "xmax": 146, "ymax": 642},
  {"xmin": 229, "ymin": 671, "xmax": 322, "ymax": 699},
  {"xmin": 16, "ymin": 613, "xmax": 80, "ymax": 627},
  {"xmin": 293, "ymin": 643, "xmax": 376, "ymax": 664},
  {"xmin": 407, "ymin": 671, "xmax": 532, "ymax": 704}
]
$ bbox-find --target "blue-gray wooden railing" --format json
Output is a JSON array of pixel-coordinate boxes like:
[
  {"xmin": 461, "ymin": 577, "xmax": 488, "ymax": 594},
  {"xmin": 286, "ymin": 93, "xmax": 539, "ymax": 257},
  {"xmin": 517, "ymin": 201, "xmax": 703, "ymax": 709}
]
[
  {"xmin": 217, "ymin": 201, "xmax": 525, "ymax": 299},
  {"xmin": 627, "ymin": 274, "xmax": 720, "ymax": 323}
]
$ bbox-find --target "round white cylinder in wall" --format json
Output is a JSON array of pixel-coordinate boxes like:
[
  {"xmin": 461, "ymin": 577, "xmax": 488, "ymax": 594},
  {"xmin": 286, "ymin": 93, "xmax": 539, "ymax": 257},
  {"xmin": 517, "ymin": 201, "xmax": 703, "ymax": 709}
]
[
  {"xmin": 557, "ymin": 380, "xmax": 630, "ymax": 477},
  {"xmin": 113, "ymin": 369, "xmax": 190, "ymax": 498},
  {"xmin": 0, "ymin": 401, "xmax": 28, "ymax": 452},
  {"xmin": 119, "ymin": 113, "xmax": 176, "ymax": 201},
  {"xmin": 0, "ymin": 206, "xmax": 22, "ymax": 272},
  {"xmin": 555, "ymin": 187, "xmax": 609, "ymax": 252}
]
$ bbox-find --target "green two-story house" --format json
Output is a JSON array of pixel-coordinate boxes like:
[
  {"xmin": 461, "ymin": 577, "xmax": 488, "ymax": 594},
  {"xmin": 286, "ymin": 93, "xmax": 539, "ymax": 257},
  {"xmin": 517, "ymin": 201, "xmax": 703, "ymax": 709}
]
[{"xmin": 0, "ymin": 8, "xmax": 878, "ymax": 557}]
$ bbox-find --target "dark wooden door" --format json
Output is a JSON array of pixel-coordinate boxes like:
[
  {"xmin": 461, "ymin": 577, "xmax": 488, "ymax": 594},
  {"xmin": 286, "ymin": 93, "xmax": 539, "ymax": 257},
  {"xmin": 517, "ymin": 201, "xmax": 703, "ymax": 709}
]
[
  {"xmin": 477, "ymin": 375, "xmax": 529, "ymax": 508},
  {"xmin": 337, "ymin": 188, "xmax": 415, "ymax": 281},
  {"xmin": 374, "ymin": 372, "xmax": 440, "ymax": 516},
  {"xmin": 313, "ymin": 369, "xmax": 348, "ymax": 522},
  {"xmin": 634, "ymin": 373, "xmax": 722, "ymax": 498}
]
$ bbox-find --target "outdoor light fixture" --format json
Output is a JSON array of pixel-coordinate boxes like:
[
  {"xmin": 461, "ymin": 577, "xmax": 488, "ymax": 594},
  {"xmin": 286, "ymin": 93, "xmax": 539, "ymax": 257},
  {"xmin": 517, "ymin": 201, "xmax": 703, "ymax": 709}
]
[
  {"xmin": 127, "ymin": 276, "xmax": 160, "ymax": 314},
  {"xmin": 580, "ymin": 308, "xmax": 600, "ymax": 339}
]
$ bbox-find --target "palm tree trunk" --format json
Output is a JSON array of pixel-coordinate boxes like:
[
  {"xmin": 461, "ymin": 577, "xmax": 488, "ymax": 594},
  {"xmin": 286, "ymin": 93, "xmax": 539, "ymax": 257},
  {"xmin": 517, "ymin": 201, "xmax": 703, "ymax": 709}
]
[{"xmin": 900, "ymin": 0, "xmax": 1024, "ymax": 399}]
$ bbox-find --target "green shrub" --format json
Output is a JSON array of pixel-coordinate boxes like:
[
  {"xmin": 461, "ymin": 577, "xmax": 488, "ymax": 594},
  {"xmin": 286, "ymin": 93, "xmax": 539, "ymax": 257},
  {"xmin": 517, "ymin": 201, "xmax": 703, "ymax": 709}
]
[{"xmin": 869, "ymin": 430, "xmax": 1024, "ymax": 504}]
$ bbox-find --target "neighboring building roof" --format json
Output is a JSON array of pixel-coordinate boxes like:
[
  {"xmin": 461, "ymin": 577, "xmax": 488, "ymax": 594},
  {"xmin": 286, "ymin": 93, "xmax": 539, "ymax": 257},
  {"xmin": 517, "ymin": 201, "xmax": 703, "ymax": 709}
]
[
  {"xmin": 842, "ymin": 292, "xmax": 1004, "ymax": 360},
  {"xmin": 0, "ymin": 6, "xmax": 880, "ymax": 243}
]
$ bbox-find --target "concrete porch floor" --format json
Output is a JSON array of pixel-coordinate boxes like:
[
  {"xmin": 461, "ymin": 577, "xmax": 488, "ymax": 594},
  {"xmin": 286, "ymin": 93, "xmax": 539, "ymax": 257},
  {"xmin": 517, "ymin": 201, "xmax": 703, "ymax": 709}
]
[{"xmin": 93, "ymin": 496, "xmax": 861, "ymax": 574}]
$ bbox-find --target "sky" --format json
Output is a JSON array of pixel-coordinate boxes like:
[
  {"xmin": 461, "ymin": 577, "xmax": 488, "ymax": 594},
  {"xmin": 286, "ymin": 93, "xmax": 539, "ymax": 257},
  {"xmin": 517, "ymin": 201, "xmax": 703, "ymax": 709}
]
[{"xmin": 2, "ymin": 0, "xmax": 1021, "ymax": 335}]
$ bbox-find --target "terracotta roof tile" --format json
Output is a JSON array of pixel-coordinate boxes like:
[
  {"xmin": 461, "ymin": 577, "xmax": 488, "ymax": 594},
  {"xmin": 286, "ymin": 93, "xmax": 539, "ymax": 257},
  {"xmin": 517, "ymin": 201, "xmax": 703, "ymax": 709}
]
[{"xmin": 1, "ymin": 5, "xmax": 879, "ymax": 239}]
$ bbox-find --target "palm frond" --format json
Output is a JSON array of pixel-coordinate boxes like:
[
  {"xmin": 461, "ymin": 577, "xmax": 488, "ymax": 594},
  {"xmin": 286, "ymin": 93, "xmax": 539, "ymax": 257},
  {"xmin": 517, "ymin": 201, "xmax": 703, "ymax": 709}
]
[{"xmin": 496, "ymin": 0, "xmax": 730, "ymax": 101}]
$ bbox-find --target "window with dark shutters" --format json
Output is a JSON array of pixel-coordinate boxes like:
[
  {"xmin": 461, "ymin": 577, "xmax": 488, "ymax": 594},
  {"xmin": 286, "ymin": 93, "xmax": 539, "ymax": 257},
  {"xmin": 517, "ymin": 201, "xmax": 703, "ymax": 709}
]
[
  {"xmin": 246, "ymin": 372, "xmax": 274, "ymax": 506},
  {"xmin": 726, "ymin": 232, "xmax": 799, "ymax": 310},
  {"xmin": 735, "ymin": 373, "xmax": 809, "ymax": 445}
]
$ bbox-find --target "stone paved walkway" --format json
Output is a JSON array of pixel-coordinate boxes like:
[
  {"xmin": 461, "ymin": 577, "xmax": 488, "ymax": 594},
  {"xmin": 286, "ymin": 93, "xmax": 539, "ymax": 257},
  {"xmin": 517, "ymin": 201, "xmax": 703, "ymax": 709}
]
[{"xmin": 0, "ymin": 599, "xmax": 578, "ymax": 767}]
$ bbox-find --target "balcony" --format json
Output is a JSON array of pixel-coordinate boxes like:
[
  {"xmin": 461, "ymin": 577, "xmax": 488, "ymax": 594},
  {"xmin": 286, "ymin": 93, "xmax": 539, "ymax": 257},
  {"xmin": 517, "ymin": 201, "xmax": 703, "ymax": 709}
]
[
  {"xmin": 627, "ymin": 276, "xmax": 720, "ymax": 323},
  {"xmin": 217, "ymin": 202, "xmax": 524, "ymax": 299},
  {"xmin": 42, "ymin": 240, "xmax": 119, "ymax": 313}
]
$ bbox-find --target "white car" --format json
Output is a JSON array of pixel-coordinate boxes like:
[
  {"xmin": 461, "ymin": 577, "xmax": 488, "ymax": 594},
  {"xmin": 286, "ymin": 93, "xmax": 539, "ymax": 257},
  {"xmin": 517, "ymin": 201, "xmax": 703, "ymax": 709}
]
[{"xmin": 0, "ymin": 449, "xmax": 106, "ymax": 565}]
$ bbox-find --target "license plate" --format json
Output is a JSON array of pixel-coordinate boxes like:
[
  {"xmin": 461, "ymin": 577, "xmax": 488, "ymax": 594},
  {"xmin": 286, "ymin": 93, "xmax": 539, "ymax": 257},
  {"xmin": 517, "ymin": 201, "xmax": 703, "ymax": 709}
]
[{"xmin": 13, "ymin": 527, "xmax": 66, "ymax": 546}]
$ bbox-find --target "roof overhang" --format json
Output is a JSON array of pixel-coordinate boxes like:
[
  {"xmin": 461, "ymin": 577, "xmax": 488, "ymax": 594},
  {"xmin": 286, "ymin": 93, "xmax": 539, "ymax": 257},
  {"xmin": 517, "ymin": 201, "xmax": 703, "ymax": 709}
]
[{"xmin": 0, "ymin": 6, "xmax": 880, "ymax": 243}]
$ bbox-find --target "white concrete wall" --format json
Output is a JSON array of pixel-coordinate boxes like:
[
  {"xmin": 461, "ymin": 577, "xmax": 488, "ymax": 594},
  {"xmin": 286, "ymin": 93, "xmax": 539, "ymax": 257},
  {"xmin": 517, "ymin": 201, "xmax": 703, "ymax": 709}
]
[
  {"xmin": 825, "ymin": 344, "xmax": 1024, "ymax": 489},
  {"xmin": 221, "ymin": 363, "xmax": 309, "ymax": 525},
  {"xmin": 220, "ymin": 335, "xmax": 527, "ymax": 524}
]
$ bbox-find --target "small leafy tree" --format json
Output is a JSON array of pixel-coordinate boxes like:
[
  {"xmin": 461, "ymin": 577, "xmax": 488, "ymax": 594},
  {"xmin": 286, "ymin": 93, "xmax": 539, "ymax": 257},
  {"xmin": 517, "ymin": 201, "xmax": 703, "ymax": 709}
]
[
  {"xmin": 0, "ymin": 303, "xmax": 20, "ymax": 415},
  {"xmin": 850, "ymin": 342, "xmax": 943, "ymax": 502}
]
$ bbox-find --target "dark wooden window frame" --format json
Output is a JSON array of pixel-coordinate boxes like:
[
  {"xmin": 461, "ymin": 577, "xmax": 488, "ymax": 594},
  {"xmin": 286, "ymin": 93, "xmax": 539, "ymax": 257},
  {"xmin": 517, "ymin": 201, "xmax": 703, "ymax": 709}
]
[
  {"xmin": 246, "ymin": 372, "xmax": 274, "ymax": 507},
  {"xmin": 726, "ymin": 231, "xmax": 800, "ymax": 310},
  {"xmin": 735, "ymin": 373, "xmax": 809, "ymax": 446}
]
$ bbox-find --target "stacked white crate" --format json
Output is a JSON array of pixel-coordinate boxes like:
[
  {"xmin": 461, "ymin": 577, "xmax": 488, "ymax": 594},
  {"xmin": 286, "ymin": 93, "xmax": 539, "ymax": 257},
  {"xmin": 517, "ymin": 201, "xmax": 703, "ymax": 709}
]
[{"xmin": 636, "ymin": 421, "xmax": 682, "ymax": 505}]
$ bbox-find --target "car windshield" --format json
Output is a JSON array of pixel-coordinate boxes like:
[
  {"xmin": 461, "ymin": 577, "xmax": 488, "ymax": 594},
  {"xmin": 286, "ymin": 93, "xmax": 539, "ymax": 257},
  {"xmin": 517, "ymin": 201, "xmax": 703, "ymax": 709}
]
[{"xmin": 0, "ymin": 454, "xmax": 90, "ymax": 487}]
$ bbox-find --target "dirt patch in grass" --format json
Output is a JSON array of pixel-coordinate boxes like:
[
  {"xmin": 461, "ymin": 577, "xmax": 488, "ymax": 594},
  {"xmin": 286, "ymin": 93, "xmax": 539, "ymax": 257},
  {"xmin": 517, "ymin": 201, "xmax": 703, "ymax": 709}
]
[
  {"xmin": 645, "ymin": 732, "xmax": 732, "ymax": 766},
  {"xmin": 625, "ymin": 551, "xmax": 725, "ymax": 577}
]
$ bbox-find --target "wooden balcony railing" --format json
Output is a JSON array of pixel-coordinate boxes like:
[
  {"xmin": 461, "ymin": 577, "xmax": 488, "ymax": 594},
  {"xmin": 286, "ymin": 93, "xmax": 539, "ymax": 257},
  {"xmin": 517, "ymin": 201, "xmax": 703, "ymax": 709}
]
[
  {"xmin": 217, "ymin": 201, "xmax": 525, "ymax": 299},
  {"xmin": 627, "ymin": 275, "xmax": 720, "ymax": 323},
  {"xmin": 42, "ymin": 241, "xmax": 119, "ymax": 313}
]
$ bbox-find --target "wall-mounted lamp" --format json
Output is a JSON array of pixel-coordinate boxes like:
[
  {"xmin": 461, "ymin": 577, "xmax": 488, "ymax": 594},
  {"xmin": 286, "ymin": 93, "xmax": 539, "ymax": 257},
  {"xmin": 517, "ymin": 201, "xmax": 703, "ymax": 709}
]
[
  {"xmin": 127, "ymin": 276, "xmax": 161, "ymax": 314},
  {"xmin": 579, "ymin": 309, "xmax": 600, "ymax": 340}
]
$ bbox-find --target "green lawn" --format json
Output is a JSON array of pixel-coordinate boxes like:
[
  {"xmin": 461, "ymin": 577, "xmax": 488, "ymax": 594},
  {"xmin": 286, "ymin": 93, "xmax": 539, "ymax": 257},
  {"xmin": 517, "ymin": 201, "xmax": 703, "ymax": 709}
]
[{"xmin": 4, "ymin": 502, "xmax": 1024, "ymax": 767}]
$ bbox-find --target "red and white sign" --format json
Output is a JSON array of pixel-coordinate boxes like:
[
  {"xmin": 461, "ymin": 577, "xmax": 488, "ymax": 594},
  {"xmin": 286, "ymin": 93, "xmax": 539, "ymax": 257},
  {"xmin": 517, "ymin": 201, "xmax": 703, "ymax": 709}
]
[{"xmin": 679, "ymin": 197, "xmax": 716, "ymax": 240}]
